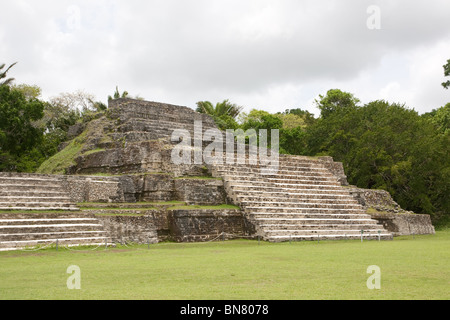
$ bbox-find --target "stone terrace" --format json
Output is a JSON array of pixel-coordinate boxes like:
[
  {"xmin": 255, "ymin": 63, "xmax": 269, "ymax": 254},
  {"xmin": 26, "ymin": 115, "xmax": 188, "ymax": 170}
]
[
  {"xmin": 0, "ymin": 173, "xmax": 110, "ymax": 251},
  {"xmin": 5, "ymin": 98, "xmax": 403, "ymax": 249},
  {"xmin": 210, "ymin": 154, "xmax": 393, "ymax": 242}
]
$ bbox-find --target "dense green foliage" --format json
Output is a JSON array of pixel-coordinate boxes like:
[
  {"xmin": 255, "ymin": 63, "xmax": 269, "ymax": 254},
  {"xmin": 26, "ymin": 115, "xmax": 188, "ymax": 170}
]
[
  {"xmin": 305, "ymin": 97, "xmax": 449, "ymax": 221},
  {"xmin": 442, "ymin": 59, "xmax": 450, "ymax": 90},
  {"xmin": 0, "ymin": 85, "xmax": 45, "ymax": 171},
  {"xmin": 0, "ymin": 63, "xmax": 107, "ymax": 172},
  {"xmin": 196, "ymin": 100, "xmax": 243, "ymax": 130}
]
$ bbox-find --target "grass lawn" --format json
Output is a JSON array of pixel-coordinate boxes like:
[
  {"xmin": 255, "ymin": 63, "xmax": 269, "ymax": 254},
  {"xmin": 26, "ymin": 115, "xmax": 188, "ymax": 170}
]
[{"xmin": 0, "ymin": 230, "xmax": 448, "ymax": 300}]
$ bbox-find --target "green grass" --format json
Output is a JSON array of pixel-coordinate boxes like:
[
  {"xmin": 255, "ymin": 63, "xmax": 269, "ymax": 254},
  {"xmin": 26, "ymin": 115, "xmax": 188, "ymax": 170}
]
[
  {"xmin": 167, "ymin": 204, "xmax": 241, "ymax": 210},
  {"xmin": 93, "ymin": 213, "xmax": 146, "ymax": 217},
  {"xmin": 0, "ymin": 230, "xmax": 448, "ymax": 300},
  {"xmin": 81, "ymin": 207, "xmax": 158, "ymax": 211},
  {"xmin": 81, "ymin": 148, "xmax": 106, "ymax": 156},
  {"xmin": 78, "ymin": 201, "xmax": 186, "ymax": 207},
  {"xmin": 37, "ymin": 125, "xmax": 91, "ymax": 174},
  {"xmin": 174, "ymin": 176, "xmax": 222, "ymax": 180}
]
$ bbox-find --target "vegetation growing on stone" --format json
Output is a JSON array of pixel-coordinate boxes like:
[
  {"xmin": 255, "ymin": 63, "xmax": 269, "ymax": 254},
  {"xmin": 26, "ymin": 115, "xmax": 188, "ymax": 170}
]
[{"xmin": 1, "ymin": 61, "xmax": 449, "ymax": 226}]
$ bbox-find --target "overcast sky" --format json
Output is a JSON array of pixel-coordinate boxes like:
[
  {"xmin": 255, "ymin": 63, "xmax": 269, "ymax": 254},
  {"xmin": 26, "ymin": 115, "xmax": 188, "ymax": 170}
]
[{"xmin": 1, "ymin": 0, "xmax": 449, "ymax": 116}]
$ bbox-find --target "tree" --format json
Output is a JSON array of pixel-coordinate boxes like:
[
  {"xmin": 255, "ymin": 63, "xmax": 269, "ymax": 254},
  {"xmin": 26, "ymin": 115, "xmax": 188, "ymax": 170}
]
[
  {"xmin": 11, "ymin": 84, "xmax": 42, "ymax": 100},
  {"xmin": 108, "ymin": 86, "xmax": 129, "ymax": 100},
  {"xmin": 274, "ymin": 113, "xmax": 305, "ymax": 129},
  {"xmin": 422, "ymin": 103, "xmax": 450, "ymax": 134},
  {"xmin": 50, "ymin": 90, "xmax": 96, "ymax": 114},
  {"xmin": 0, "ymin": 85, "xmax": 45, "ymax": 172},
  {"xmin": 238, "ymin": 109, "xmax": 309, "ymax": 155},
  {"xmin": 304, "ymin": 97, "xmax": 449, "ymax": 221},
  {"xmin": 442, "ymin": 59, "xmax": 450, "ymax": 89},
  {"xmin": 196, "ymin": 100, "xmax": 243, "ymax": 130},
  {"xmin": 283, "ymin": 108, "xmax": 316, "ymax": 126},
  {"xmin": 315, "ymin": 89, "xmax": 360, "ymax": 119},
  {"xmin": 196, "ymin": 100, "xmax": 243, "ymax": 119},
  {"xmin": 0, "ymin": 62, "xmax": 17, "ymax": 86}
]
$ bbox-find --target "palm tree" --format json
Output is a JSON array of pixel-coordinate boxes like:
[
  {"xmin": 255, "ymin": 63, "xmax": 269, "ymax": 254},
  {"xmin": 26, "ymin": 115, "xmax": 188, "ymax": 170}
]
[
  {"xmin": 108, "ymin": 86, "xmax": 129, "ymax": 101},
  {"xmin": 196, "ymin": 99, "xmax": 243, "ymax": 119},
  {"xmin": 0, "ymin": 62, "xmax": 17, "ymax": 86}
]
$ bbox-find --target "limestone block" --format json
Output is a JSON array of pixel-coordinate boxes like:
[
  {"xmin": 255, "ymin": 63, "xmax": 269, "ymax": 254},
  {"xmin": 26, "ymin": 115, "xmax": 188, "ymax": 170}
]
[
  {"xmin": 174, "ymin": 179, "xmax": 226, "ymax": 205},
  {"xmin": 168, "ymin": 209, "xmax": 247, "ymax": 242}
]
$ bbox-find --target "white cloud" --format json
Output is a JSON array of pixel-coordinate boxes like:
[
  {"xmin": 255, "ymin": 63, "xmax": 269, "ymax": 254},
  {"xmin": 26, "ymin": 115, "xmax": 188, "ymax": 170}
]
[{"xmin": 1, "ymin": 0, "xmax": 449, "ymax": 114}]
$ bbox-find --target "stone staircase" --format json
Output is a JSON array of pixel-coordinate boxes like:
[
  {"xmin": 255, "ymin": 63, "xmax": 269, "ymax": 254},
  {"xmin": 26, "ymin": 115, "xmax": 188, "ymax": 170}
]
[
  {"xmin": 0, "ymin": 173, "xmax": 78, "ymax": 211},
  {"xmin": 210, "ymin": 154, "xmax": 393, "ymax": 242},
  {"xmin": 0, "ymin": 173, "xmax": 111, "ymax": 251},
  {"xmin": 109, "ymin": 99, "xmax": 218, "ymax": 145}
]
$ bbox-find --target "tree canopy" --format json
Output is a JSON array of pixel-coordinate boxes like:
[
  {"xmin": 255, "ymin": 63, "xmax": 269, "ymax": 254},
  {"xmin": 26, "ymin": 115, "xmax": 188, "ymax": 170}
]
[{"xmin": 442, "ymin": 59, "xmax": 450, "ymax": 89}]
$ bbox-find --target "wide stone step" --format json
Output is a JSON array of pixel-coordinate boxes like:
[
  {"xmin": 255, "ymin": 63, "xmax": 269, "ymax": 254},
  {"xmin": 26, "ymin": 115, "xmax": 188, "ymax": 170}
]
[
  {"xmin": 112, "ymin": 127, "xmax": 217, "ymax": 140},
  {"xmin": 77, "ymin": 202, "xmax": 180, "ymax": 209},
  {"xmin": 266, "ymin": 176, "xmax": 338, "ymax": 184},
  {"xmin": 278, "ymin": 156, "xmax": 327, "ymax": 164},
  {"xmin": 265, "ymin": 231, "xmax": 393, "ymax": 242},
  {"xmin": 0, "ymin": 230, "xmax": 106, "ymax": 241},
  {"xmin": 0, "ymin": 196, "xmax": 72, "ymax": 203},
  {"xmin": 0, "ymin": 212, "xmax": 94, "ymax": 219},
  {"xmin": 0, "ymin": 204, "xmax": 79, "ymax": 211},
  {"xmin": 249, "ymin": 213, "xmax": 372, "ymax": 220},
  {"xmin": 0, "ymin": 176, "xmax": 63, "ymax": 186},
  {"xmin": 213, "ymin": 165, "xmax": 330, "ymax": 176},
  {"xmin": 240, "ymin": 200, "xmax": 361, "ymax": 209},
  {"xmin": 0, "ymin": 184, "xmax": 63, "ymax": 192},
  {"xmin": 235, "ymin": 193, "xmax": 358, "ymax": 202},
  {"xmin": 253, "ymin": 217, "xmax": 377, "ymax": 225},
  {"xmin": 116, "ymin": 123, "xmax": 217, "ymax": 136},
  {"xmin": 214, "ymin": 161, "xmax": 330, "ymax": 172},
  {"xmin": 259, "ymin": 222, "xmax": 383, "ymax": 230},
  {"xmin": 0, "ymin": 218, "xmax": 100, "ymax": 229},
  {"xmin": 231, "ymin": 187, "xmax": 354, "ymax": 197},
  {"xmin": 223, "ymin": 172, "xmax": 336, "ymax": 182},
  {"xmin": 0, "ymin": 191, "xmax": 69, "ymax": 197},
  {"xmin": 227, "ymin": 181, "xmax": 344, "ymax": 192},
  {"xmin": 119, "ymin": 117, "xmax": 217, "ymax": 129},
  {"xmin": 240, "ymin": 201, "xmax": 362, "ymax": 210},
  {"xmin": 226, "ymin": 178, "xmax": 340, "ymax": 188},
  {"xmin": 245, "ymin": 207, "xmax": 367, "ymax": 215},
  {"xmin": 264, "ymin": 227, "xmax": 385, "ymax": 235},
  {"xmin": 0, "ymin": 236, "xmax": 111, "ymax": 250}
]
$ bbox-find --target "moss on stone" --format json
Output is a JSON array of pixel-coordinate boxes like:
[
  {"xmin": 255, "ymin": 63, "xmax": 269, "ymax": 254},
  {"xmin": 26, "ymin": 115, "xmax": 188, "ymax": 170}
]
[{"xmin": 167, "ymin": 204, "xmax": 241, "ymax": 211}]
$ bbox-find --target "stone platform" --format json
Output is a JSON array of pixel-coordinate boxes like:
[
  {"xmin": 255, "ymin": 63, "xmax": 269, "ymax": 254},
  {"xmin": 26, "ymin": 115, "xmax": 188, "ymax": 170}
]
[{"xmin": 0, "ymin": 98, "xmax": 435, "ymax": 249}]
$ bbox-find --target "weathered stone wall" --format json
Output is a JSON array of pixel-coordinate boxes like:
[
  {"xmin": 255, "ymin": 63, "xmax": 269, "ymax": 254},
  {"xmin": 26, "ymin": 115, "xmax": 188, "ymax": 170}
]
[
  {"xmin": 95, "ymin": 208, "xmax": 250, "ymax": 244},
  {"xmin": 346, "ymin": 187, "xmax": 405, "ymax": 213},
  {"xmin": 97, "ymin": 215, "xmax": 159, "ymax": 244},
  {"xmin": 173, "ymin": 179, "xmax": 227, "ymax": 205},
  {"xmin": 67, "ymin": 140, "xmax": 167, "ymax": 175},
  {"xmin": 167, "ymin": 209, "xmax": 250, "ymax": 242},
  {"xmin": 371, "ymin": 213, "xmax": 435, "ymax": 236},
  {"xmin": 108, "ymin": 98, "xmax": 217, "ymax": 128},
  {"xmin": 346, "ymin": 186, "xmax": 435, "ymax": 235},
  {"xmin": 318, "ymin": 156, "xmax": 349, "ymax": 186},
  {"xmin": 57, "ymin": 172, "xmax": 228, "ymax": 206},
  {"xmin": 112, "ymin": 174, "xmax": 228, "ymax": 204},
  {"xmin": 313, "ymin": 159, "xmax": 435, "ymax": 237},
  {"xmin": 349, "ymin": 187, "xmax": 419, "ymax": 215},
  {"xmin": 4, "ymin": 174, "xmax": 125, "ymax": 204}
]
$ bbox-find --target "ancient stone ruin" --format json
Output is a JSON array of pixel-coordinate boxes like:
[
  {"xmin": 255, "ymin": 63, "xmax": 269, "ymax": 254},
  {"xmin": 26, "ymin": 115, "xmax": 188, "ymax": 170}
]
[{"xmin": 0, "ymin": 98, "xmax": 434, "ymax": 250}]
